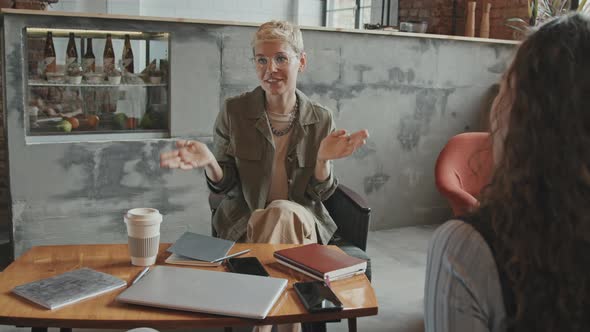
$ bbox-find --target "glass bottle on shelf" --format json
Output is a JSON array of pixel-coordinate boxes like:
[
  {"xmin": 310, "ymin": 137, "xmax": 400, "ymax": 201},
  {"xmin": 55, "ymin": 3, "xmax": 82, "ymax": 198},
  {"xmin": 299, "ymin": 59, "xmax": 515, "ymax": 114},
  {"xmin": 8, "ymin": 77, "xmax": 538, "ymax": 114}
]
[
  {"xmin": 103, "ymin": 33, "xmax": 115, "ymax": 74},
  {"xmin": 122, "ymin": 34, "xmax": 134, "ymax": 73},
  {"xmin": 65, "ymin": 32, "xmax": 78, "ymax": 67},
  {"xmin": 44, "ymin": 31, "xmax": 56, "ymax": 74},
  {"xmin": 82, "ymin": 37, "xmax": 95, "ymax": 73}
]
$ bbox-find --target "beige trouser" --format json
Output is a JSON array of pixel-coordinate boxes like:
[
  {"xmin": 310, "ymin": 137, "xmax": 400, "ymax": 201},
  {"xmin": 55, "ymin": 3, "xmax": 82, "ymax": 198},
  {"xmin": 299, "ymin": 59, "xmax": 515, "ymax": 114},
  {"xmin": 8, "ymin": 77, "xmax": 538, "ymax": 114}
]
[
  {"xmin": 248, "ymin": 200, "xmax": 318, "ymax": 332},
  {"xmin": 247, "ymin": 200, "xmax": 318, "ymax": 244}
]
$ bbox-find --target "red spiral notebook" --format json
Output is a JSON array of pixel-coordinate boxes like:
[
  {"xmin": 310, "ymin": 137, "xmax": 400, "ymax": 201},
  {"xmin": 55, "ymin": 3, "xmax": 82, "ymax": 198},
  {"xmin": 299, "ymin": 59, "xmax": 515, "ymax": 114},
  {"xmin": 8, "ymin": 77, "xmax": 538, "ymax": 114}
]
[{"xmin": 273, "ymin": 244, "xmax": 367, "ymax": 281}]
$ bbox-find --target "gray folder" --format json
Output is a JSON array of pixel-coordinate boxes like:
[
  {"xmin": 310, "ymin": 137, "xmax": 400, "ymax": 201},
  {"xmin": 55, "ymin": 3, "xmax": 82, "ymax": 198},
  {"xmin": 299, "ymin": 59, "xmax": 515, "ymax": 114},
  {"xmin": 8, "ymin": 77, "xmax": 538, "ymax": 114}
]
[
  {"xmin": 116, "ymin": 266, "xmax": 288, "ymax": 319},
  {"xmin": 167, "ymin": 232, "xmax": 234, "ymax": 262}
]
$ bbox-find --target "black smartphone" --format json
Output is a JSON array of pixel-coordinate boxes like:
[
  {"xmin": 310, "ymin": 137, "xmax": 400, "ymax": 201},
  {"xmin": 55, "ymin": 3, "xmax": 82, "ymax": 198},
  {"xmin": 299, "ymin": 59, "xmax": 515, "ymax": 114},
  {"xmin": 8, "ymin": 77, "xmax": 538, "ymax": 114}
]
[
  {"xmin": 226, "ymin": 257, "xmax": 269, "ymax": 277},
  {"xmin": 293, "ymin": 281, "xmax": 344, "ymax": 313}
]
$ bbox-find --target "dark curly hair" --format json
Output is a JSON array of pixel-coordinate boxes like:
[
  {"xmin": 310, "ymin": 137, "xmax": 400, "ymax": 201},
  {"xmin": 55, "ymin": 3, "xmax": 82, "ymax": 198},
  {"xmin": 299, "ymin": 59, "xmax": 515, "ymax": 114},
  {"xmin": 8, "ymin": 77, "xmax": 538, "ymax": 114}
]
[{"xmin": 480, "ymin": 13, "xmax": 590, "ymax": 331}]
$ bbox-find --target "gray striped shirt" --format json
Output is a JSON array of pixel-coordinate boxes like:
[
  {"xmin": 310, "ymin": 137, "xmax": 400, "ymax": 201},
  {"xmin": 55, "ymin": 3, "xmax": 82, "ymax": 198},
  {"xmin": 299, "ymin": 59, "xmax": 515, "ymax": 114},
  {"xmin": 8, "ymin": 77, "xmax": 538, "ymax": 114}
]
[{"xmin": 424, "ymin": 220, "xmax": 508, "ymax": 332}]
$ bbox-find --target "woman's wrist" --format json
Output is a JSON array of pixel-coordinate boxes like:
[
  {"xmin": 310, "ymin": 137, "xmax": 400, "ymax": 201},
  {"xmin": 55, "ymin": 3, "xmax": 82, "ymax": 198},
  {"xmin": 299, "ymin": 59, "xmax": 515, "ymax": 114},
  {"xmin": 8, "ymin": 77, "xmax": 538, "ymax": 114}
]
[
  {"xmin": 314, "ymin": 159, "xmax": 330, "ymax": 182},
  {"xmin": 205, "ymin": 160, "xmax": 223, "ymax": 183}
]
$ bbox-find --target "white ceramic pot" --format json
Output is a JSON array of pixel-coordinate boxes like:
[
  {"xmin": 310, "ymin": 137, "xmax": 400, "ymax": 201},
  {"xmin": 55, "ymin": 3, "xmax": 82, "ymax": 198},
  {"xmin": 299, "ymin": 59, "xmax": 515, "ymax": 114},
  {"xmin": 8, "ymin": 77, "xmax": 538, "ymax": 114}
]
[
  {"xmin": 68, "ymin": 75, "xmax": 82, "ymax": 84},
  {"xmin": 108, "ymin": 76, "xmax": 122, "ymax": 84}
]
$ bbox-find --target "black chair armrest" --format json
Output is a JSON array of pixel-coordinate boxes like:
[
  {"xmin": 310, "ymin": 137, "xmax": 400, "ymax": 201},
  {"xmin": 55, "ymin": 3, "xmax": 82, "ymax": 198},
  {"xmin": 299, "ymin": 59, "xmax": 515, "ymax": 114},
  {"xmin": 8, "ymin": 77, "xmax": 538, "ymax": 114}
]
[
  {"xmin": 333, "ymin": 184, "xmax": 371, "ymax": 213},
  {"xmin": 324, "ymin": 184, "xmax": 371, "ymax": 251}
]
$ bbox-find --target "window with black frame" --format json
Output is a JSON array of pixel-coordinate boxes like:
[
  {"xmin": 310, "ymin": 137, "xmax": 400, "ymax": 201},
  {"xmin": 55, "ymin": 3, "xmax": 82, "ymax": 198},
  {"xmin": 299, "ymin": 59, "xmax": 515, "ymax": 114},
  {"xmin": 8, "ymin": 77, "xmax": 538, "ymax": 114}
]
[{"xmin": 325, "ymin": 0, "xmax": 372, "ymax": 29}]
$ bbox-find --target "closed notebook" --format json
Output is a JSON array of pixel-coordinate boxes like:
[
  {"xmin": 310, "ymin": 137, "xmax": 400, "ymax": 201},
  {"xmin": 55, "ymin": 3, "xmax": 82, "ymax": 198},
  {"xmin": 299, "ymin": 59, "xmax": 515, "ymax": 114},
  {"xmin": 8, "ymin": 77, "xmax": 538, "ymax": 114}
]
[
  {"xmin": 273, "ymin": 244, "xmax": 367, "ymax": 281},
  {"xmin": 166, "ymin": 231, "xmax": 234, "ymax": 263},
  {"xmin": 12, "ymin": 267, "xmax": 126, "ymax": 310}
]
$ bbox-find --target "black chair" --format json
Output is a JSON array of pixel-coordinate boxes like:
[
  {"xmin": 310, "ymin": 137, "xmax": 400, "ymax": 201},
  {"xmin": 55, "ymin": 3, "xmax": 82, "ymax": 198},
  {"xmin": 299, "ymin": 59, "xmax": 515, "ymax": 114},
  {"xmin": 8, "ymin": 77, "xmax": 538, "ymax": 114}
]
[
  {"xmin": 209, "ymin": 184, "xmax": 372, "ymax": 332},
  {"xmin": 0, "ymin": 241, "xmax": 10, "ymax": 272}
]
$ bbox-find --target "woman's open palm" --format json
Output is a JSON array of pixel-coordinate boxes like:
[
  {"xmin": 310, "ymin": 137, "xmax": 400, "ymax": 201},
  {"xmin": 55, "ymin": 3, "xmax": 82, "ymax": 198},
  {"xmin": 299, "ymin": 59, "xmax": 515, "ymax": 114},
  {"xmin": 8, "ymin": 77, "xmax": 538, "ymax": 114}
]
[
  {"xmin": 317, "ymin": 129, "xmax": 369, "ymax": 161},
  {"xmin": 160, "ymin": 140, "xmax": 215, "ymax": 170}
]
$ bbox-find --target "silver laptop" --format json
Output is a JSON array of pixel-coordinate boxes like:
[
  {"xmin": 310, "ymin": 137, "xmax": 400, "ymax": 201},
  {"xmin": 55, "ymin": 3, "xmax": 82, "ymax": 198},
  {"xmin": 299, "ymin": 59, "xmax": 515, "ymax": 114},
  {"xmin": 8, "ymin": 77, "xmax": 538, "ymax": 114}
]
[{"xmin": 117, "ymin": 266, "xmax": 288, "ymax": 319}]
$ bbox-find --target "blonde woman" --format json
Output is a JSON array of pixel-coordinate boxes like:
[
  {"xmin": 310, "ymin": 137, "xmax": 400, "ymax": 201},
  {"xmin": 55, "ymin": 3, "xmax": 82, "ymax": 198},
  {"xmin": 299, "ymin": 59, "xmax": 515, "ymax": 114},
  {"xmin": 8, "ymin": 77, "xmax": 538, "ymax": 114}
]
[
  {"xmin": 161, "ymin": 20, "xmax": 368, "ymax": 250},
  {"xmin": 162, "ymin": 22, "xmax": 367, "ymax": 330}
]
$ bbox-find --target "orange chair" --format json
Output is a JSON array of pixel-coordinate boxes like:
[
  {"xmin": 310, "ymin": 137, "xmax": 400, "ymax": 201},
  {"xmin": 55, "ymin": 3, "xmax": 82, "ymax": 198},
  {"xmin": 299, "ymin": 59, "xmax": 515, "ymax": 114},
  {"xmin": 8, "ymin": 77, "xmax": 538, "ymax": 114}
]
[{"xmin": 435, "ymin": 132, "xmax": 494, "ymax": 216}]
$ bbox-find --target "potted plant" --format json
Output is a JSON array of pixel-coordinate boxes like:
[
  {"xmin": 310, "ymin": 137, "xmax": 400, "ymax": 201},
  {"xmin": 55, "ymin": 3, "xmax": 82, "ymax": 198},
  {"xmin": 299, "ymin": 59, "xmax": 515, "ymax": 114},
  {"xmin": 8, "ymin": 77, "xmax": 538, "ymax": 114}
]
[{"xmin": 506, "ymin": 0, "xmax": 589, "ymax": 35}]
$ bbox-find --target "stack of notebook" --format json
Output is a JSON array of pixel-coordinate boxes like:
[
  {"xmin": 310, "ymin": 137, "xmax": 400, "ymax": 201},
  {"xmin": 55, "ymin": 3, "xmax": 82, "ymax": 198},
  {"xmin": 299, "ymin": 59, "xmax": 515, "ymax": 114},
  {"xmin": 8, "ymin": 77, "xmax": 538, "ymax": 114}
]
[
  {"xmin": 273, "ymin": 243, "xmax": 367, "ymax": 281},
  {"xmin": 165, "ymin": 232, "xmax": 235, "ymax": 267}
]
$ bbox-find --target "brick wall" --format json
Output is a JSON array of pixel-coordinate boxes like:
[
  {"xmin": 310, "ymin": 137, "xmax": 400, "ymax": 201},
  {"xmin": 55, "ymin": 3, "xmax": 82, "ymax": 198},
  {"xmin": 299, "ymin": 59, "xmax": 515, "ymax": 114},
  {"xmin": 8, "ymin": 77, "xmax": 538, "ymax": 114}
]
[
  {"xmin": 399, "ymin": 0, "xmax": 528, "ymax": 40},
  {"xmin": 14, "ymin": 0, "xmax": 48, "ymax": 10}
]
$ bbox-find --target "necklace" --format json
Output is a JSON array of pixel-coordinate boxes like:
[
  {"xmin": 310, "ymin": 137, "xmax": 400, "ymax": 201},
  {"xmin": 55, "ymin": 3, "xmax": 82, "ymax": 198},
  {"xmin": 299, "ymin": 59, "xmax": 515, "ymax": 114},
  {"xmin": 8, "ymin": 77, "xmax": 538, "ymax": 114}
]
[{"xmin": 267, "ymin": 98, "xmax": 299, "ymax": 137}]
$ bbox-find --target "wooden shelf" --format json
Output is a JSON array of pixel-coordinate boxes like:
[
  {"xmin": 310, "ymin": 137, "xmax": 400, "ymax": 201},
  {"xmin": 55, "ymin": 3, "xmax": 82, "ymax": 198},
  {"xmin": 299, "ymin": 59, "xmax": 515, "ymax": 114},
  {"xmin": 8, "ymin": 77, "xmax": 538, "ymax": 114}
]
[{"xmin": 28, "ymin": 80, "xmax": 167, "ymax": 88}]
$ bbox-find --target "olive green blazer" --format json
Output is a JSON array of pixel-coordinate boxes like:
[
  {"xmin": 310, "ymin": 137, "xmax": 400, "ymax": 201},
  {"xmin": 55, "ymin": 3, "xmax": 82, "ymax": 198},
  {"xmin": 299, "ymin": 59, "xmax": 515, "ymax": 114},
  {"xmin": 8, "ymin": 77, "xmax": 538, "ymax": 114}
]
[{"xmin": 207, "ymin": 86, "xmax": 338, "ymax": 244}]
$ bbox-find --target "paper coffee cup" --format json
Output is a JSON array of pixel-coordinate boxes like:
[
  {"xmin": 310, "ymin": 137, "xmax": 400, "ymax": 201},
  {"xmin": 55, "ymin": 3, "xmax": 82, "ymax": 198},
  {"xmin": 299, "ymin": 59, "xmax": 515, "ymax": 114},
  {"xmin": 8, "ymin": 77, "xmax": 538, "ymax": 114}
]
[{"xmin": 124, "ymin": 208, "xmax": 162, "ymax": 266}]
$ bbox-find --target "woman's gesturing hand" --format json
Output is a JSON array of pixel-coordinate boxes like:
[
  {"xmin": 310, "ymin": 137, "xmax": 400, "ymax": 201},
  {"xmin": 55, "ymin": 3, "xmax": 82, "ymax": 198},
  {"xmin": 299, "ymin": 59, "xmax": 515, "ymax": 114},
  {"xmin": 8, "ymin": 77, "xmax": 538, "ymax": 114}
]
[
  {"xmin": 160, "ymin": 140, "xmax": 216, "ymax": 170},
  {"xmin": 317, "ymin": 129, "xmax": 369, "ymax": 162}
]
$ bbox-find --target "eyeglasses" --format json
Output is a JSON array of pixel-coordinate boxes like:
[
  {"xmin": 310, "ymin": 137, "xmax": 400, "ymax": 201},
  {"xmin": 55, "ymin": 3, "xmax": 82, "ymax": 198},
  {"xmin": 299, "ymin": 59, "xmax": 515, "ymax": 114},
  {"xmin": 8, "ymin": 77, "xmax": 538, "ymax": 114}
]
[{"xmin": 253, "ymin": 53, "xmax": 298, "ymax": 70}]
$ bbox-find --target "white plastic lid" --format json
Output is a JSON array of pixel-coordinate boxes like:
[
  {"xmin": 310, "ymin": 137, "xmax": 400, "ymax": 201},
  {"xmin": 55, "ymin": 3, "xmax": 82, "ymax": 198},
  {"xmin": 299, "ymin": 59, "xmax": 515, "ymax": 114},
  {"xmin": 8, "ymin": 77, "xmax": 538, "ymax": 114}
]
[{"xmin": 124, "ymin": 208, "xmax": 163, "ymax": 225}]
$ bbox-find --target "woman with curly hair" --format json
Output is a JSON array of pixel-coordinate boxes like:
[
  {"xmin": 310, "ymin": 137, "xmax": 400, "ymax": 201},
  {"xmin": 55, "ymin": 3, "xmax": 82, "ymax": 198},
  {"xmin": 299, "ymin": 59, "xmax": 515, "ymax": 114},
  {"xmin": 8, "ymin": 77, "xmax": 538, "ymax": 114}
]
[{"xmin": 425, "ymin": 13, "xmax": 590, "ymax": 332}]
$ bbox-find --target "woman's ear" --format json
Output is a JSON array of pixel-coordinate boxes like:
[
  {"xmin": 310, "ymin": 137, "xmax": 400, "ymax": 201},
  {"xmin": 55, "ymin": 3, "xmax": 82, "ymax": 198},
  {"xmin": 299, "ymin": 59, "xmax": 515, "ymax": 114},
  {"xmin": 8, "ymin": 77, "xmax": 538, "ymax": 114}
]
[{"xmin": 299, "ymin": 51, "xmax": 307, "ymax": 72}]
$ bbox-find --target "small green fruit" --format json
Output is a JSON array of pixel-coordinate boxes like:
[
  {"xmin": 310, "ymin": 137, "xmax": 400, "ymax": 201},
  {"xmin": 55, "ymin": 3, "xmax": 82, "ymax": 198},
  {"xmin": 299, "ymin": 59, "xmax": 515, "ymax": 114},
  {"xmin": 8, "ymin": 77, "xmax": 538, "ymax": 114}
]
[
  {"xmin": 113, "ymin": 113, "xmax": 128, "ymax": 129},
  {"xmin": 140, "ymin": 112, "xmax": 155, "ymax": 129},
  {"xmin": 56, "ymin": 119, "xmax": 72, "ymax": 132}
]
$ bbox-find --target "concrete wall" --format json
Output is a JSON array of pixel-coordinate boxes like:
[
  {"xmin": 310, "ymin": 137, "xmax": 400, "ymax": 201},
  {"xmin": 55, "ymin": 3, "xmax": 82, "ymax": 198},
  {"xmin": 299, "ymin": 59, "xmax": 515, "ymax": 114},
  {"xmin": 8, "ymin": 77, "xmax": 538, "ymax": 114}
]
[{"xmin": 2, "ymin": 12, "xmax": 516, "ymax": 256}]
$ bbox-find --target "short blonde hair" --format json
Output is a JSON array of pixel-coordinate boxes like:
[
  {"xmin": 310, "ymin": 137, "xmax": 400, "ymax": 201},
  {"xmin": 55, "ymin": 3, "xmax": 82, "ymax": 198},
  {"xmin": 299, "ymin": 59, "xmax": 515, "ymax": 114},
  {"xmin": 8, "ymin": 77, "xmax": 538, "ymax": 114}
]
[{"xmin": 252, "ymin": 20, "xmax": 304, "ymax": 55}]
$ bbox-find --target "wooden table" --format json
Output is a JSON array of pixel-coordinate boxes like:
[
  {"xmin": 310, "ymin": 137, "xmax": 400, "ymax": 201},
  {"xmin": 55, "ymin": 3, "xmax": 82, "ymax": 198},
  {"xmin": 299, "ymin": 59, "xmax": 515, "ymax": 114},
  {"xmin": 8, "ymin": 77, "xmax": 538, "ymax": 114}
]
[{"xmin": 0, "ymin": 243, "xmax": 378, "ymax": 331}]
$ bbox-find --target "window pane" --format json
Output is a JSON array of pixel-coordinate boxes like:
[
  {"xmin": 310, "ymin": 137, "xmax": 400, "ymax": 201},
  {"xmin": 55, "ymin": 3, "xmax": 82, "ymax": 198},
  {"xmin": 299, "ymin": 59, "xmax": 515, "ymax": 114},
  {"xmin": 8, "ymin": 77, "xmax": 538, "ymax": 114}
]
[
  {"xmin": 326, "ymin": 0, "xmax": 373, "ymax": 29},
  {"xmin": 360, "ymin": 0, "xmax": 372, "ymax": 25},
  {"xmin": 360, "ymin": 7, "xmax": 371, "ymax": 26},
  {"xmin": 327, "ymin": 0, "xmax": 356, "ymax": 10},
  {"xmin": 327, "ymin": 8, "xmax": 356, "ymax": 29}
]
